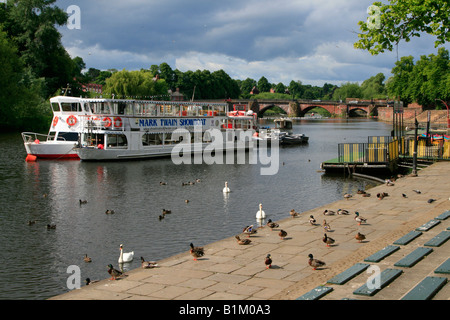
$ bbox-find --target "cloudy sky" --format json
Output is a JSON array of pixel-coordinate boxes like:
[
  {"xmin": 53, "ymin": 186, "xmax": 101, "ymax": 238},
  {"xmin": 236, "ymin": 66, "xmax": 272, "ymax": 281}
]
[{"xmin": 55, "ymin": 0, "xmax": 449, "ymax": 86}]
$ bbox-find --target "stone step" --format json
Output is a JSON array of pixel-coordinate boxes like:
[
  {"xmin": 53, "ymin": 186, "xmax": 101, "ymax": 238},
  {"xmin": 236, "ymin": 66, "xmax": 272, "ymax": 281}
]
[
  {"xmin": 394, "ymin": 247, "xmax": 434, "ymax": 268},
  {"xmin": 401, "ymin": 276, "xmax": 448, "ymax": 300},
  {"xmin": 364, "ymin": 245, "xmax": 400, "ymax": 263},
  {"xmin": 353, "ymin": 268, "xmax": 403, "ymax": 297},
  {"xmin": 393, "ymin": 230, "xmax": 422, "ymax": 245},
  {"xmin": 296, "ymin": 286, "xmax": 333, "ymax": 300},
  {"xmin": 327, "ymin": 263, "xmax": 370, "ymax": 285}
]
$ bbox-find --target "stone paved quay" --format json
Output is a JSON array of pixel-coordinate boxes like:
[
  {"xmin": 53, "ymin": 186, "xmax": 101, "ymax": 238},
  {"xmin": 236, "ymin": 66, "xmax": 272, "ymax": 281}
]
[{"xmin": 50, "ymin": 162, "xmax": 450, "ymax": 300}]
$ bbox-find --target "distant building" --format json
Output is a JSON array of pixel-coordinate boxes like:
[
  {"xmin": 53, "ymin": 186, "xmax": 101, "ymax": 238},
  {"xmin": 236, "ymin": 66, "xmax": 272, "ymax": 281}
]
[
  {"xmin": 250, "ymin": 86, "xmax": 259, "ymax": 95},
  {"xmin": 169, "ymin": 88, "xmax": 184, "ymax": 101},
  {"xmin": 82, "ymin": 83, "xmax": 103, "ymax": 94}
]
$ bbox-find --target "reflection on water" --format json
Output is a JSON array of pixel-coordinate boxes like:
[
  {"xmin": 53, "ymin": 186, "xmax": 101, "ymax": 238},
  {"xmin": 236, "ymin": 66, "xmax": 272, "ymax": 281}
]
[{"xmin": 0, "ymin": 119, "xmax": 392, "ymax": 299}]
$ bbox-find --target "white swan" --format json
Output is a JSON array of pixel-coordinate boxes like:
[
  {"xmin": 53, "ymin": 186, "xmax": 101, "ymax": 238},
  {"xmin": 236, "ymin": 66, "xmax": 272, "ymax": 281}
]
[
  {"xmin": 223, "ymin": 181, "xmax": 230, "ymax": 193},
  {"xmin": 256, "ymin": 203, "xmax": 266, "ymax": 219},
  {"xmin": 118, "ymin": 244, "xmax": 134, "ymax": 263}
]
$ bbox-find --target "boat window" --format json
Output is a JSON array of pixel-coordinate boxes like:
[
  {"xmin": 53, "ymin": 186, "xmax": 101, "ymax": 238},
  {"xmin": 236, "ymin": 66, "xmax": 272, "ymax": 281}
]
[
  {"xmin": 57, "ymin": 132, "xmax": 79, "ymax": 142},
  {"xmin": 106, "ymin": 134, "xmax": 127, "ymax": 148},
  {"xmin": 164, "ymin": 132, "xmax": 174, "ymax": 145},
  {"xmin": 61, "ymin": 102, "xmax": 81, "ymax": 112},
  {"xmin": 89, "ymin": 102, "xmax": 110, "ymax": 114},
  {"xmin": 143, "ymin": 103, "xmax": 157, "ymax": 116},
  {"xmin": 142, "ymin": 133, "xmax": 163, "ymax": 146},
  {"xmin": 111, "ymin": 102, "xmax": 127, "ymax": 115},
  {"xmin": 84, "ymin": 133, "xmax": 104, "ymax": 147},
  {"xmin": 134, "ymin": 102, "xmax": 143, "ymax": 116},
  {"xmin": 51, "ymin": 103, "xmax": 60, "ymax": 112}
]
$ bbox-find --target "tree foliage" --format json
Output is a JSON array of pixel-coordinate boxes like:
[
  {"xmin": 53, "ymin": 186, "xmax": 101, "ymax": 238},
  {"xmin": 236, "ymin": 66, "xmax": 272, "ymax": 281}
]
[{"xmin": 354, "ymin": 0, "xmax": 450, "ymax": 55}]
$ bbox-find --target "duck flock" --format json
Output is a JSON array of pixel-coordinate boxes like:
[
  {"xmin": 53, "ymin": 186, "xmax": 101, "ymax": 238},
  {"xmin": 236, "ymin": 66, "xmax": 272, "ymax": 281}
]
[{"xmin": 29, "ymin": 177, "xmax": 442, "ymax": 285}]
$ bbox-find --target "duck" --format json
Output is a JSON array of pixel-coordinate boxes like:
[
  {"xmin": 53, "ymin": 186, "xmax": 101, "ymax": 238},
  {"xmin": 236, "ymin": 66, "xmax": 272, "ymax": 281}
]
[
  {"xmin": 290, "ymin": 209, "xmax": 299, "ymax": 218},
  {"xmin": 185, "ymin": 199, "xmax": 190, "ymax": 203},
  {"xmin": 162, "ymin": 209, "xmax": 171, "ymax": 214},
  {"xmin": 243, "ymin": 225, "xmax": 257, "ymax": 237},
  {"xmin": 344, "ymin": 193, "xmax": 353, "ymax": 200},
  {"xmin": 84, "ymin": 254, "xmax": 92, "ymax": 263},
  {"xmin": 79, "ymin": 199, "xmax": 88, "ymax": 205},
  {"xmin": 189, "ymin": 243, "xmax": 204, "ymax": 261},
  {"xmin": 27, "ymin": 220, "xmax": 37, "ymax": 226},
  {"xmin": 223, "ymin": 181, "xmax": 230, "ymax": 193},
  {"xmin": 357, "ymin": 189, "xmax": 366, "ymax": 194},
  {"xmin": 385, "ymin": 179, "xmax": 395, "ymax": 186},
  {"xmin": 427, "ymin": 198, "xmax": 436, "ymax": 203},
  {"xmin": 354, "ymin": 212, "xmax": 367, "ymax": 225},
  {"xmin": 159, "ymin": 181, "xmax": 167, "ymax": 185},
  {"xmin": 308, "ymin": 254, "xmax": 326, "ymax": 270},
  {"xmin": 323, "ymin": 209, "xmax": 335, "ymax": 216},
  {"xmin": 195, "ymin": 178, "xmax": 201, "ymax": 183},
  {"xmin": 309, "ymin": 215, "xmax": 317, "ymax": 225},
  {"xmin": 256, "ymin": 203, "xmax": 266, "ymax": 219},
  {"xmin": 158, "ymin": 214, "xmax": 165, "ymax": 220},
  {"xmin": 355, "ymin": 232, "xmax": 366, "ymax": 243},
  {"xmin": 140, "ymin": 257, "xmax": 158, "ymax": 268},
  {"xmin": 107, "ymin": 264, "xmax": 123, "ymax": 280},
  {"xmin": 362, "ymin": 193, "xmax": 371, "ymax": 197},
  {"xmin": 402, "ymin": 193, "xmax": 407, "ymax": 198},
  {"xmin": 278, "ymin": 229, "xmax": 287, "ymax": 239},
  {"xmin": 46, "ymin": 224, "xmax": 56, "ymax": 229},
  {"xmin": 118, "ymin": 244, "xmax": 134, "ymax": 263},
  {"xmin": 322, "ymin": 233, "xmax": 335, "ymax": 247},
  {"xmin": 266, "ymin": 219, "xmax": 279, "ymax": 229},
  {"xmin": 85, "ymin": 278, "xmax": 99, "ymax": 285},
  {"xmin": 323, "ymin": 220, "xmax": 331, "ymax": 232},
  {"xmin": 105, "ymin": 209, "xmax": 115, "ymax": 214},
  {"xmin": 337, "ymin": 209, "xmax": 349, "ymax": 215},
  {"xmin": 235, "ymin": 235, "xmax": 251, "ymax": 245},
  {"xmin": 265, "ymin": 254, "xmax": 272, "ymax": 269},
  {"xmin": 413, "ymin": 189, "xmax": 421, "ymax": 194}
]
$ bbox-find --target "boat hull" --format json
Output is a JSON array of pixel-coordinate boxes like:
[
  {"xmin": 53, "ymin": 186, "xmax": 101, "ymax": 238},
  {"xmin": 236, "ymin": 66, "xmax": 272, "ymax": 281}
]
[{"xmin": 24, "ymin": 141, "xmax": 79, "ymax": 159}]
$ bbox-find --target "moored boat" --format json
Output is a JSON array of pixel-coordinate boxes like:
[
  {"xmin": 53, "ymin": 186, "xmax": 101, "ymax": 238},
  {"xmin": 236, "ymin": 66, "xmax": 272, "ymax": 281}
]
[
  {"xmin": 280, "ymin": 133, "xmax": 309, "ymax": 145},
  {"xmin": 274, "ymin": 118, "xmax": 293, "ymax": 134},
  {"xmin": 75, "ymin": 100, "xmax": 257, "ymax": 161}
]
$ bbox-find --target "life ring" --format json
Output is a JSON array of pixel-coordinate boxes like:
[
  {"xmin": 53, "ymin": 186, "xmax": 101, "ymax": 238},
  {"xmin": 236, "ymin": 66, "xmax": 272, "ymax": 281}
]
[
  {"xmin": 103, "ymin": 117, "xmax": 112, "ymax": 128},
  {"xmin": 52, "ymin": 116, "xmax": 58, "ymax": 127},
  {"xmin": 67, "ymin": 115, "xmax": 77, "ymax": 126},
  {"xmin": 113, "ymin": 117, "xmax": 123, "ymax": 128}
]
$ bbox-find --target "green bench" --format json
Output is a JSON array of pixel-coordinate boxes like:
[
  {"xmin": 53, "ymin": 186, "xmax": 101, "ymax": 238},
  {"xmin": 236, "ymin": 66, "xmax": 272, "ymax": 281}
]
[
  {"xmin": 394, "ymin": 247, "xmax": 433, "ymax": 267},
  {"xmin": 364, "ymin": 245, "xmax": 400, "ymax": 263},
  {"xmin": 393, "ymin": 230, "xmax": 422, "ymax": 245},
  {"xmin": 353, "ymin": 268, "xmax": 403, "ymax": 296},
  {"xmin": 424, "ymin": 231, "xmax": 450, "ymax": 247},
  {"xmin": 435, "ymin": 210, "xmax": 450, "ymax": 220},
  {"xmin": 416, "ymin": 220, "xmax": 441, "ymax": 232},
  {"xmin": 327, "ymin": 263, "xmax": 370, "ymax": 285},
  {"xmin": 434, "ymin": 258, "xmax": 450, "ymax": 274},
  {"xmin": 401, "ymin": 276, "xmax": 447, "ymax": 300},
  {"xmin": 296, "ymin": 286, "xmax": 333, "ymax": 300}
]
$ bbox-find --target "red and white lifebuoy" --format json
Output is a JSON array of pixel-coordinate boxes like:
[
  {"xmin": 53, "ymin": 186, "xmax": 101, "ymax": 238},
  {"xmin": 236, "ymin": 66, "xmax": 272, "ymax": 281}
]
[
  {"xmin": 113, "ymin": 117, "xmax": 123, "ymax": 128},
  {"xmin": 66, "ymin": 115, "xmax": 77, "ymax": 126},
  {"xmin": 103, "ymin": 117, "xmax": 112, "ymax": 128},
  {"xmin": 52, "ymin": 116, "xmax": 59, "ymax": 127}
]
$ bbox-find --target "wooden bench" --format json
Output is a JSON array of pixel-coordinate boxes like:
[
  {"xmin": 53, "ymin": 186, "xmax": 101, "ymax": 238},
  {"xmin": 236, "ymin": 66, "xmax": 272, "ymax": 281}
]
[
  {"xmin": 416, "ymin": 219, "xmax": 441, "ymax": 232},
  {"xmin": 353, "ymin": 268, "xmax": 403, "ymax": 296},
  {"xmin": 393, "ymin": 230, "xmax": 422, "ymax": 245},
  {"xmin": 296, "ymin": 286, "xmax": 333, "ymax": 300},
  {"xmin": 401, "ymin": 276, "xmax": 447, "ymax": 300},
  {"xmin": 435, "ymin": 210, "xmax": 450, "ymax": 220},
  {"xmin": 424, "ymin": 231, "xmax": 450, "ymax": 247},
  {"xmin": 364, "ymin": 245, "xmax": 400, "ymax": 263},
  {"xmin": 434, "ymin": 258, "xmax": 450, "ymax": 274},
  {"xmin": 327, "ymin": 263, "xmax": 370, "ymax": 285},
  {"xmin": 394, "ymin": 247, "xmax": 433, "ymax": 267}
]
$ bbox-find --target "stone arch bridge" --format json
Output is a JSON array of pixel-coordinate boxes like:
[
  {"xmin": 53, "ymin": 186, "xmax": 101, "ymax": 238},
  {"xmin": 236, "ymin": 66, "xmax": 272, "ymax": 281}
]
[{"xmin": 227, "ymin": 99, "xmax": 391, "ymax": 118}]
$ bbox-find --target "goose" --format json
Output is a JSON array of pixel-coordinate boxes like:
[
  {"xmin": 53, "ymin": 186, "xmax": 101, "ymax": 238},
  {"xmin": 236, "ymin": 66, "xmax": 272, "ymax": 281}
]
[
  {"xmin": 290, "ymin": 209, "xmax": 299, "ymax": 218},
  {"xmin": 223, "ymin": 181, "xmax": 230, "ymax": 193},
  {"xmin": 256, "ymin": 203, "xmax": 266, "ymax": 219},
  {"xmin": 84, "ymin": 254, "xmax": 92, "ymax": 263},
  {"xmin": 265, "ymin": 254, "xmax": 272, "ymax": 269},
  {"xmin": 323, "ymin": 209, "xmax": 335, "ymax": 216},
  {"xmin": 308, "ymin": 254, "xmax": 326, "ymax": 270},
  {"xmin": 323, "ymin": 220, "xmax": 331, "ymax": 232},
  {"xmin": 354, "ymin": 212, "xmax": 367, "ymax": 225},
  {"xmin": 189, "ymin": 243, "xmax": 204, "ymax": 261},
  {"xmin": 118, "ymin": 244, "xmax": 134, "ymax": 263},
  {"xmin": 266, "ymin": 219, "xmax": 279, "ymax": 229},
  {"xmin": 235, "ymin": 235, "xmax": 251, "ymax": 245},
  {"xmin": 322, "ymin": 233, "xmax": 335, "ymax": 247},
  {"xmin": 107, "ymin": 264, "xmax": 123, "ymax": 280},
  {"xmin": 278, "ymin": 229, "xmax": 287, "ymax": 240},
  {"xmin": 355, "ymin": 232, "xmax": 366, "ymax": 243},
  {"xmin": 309, "ymin": 215, "xmax": 317, "ymax": 225},
  {"xmin": 140, "ymin": 257, "xmax": 158, "ymax": 268}
]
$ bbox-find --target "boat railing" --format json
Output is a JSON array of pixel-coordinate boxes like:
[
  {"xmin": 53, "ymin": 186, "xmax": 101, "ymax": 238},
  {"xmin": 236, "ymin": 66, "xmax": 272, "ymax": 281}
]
[{"xmin": 21, "ymin": 132, "xmax": 56, "ymax": 143}]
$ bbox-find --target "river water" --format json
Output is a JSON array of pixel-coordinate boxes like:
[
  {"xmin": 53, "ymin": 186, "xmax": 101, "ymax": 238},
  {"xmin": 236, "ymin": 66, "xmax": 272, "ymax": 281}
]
[{"xmin": 0, "ymin": 118, "xmax": 392, "ymax": 299}]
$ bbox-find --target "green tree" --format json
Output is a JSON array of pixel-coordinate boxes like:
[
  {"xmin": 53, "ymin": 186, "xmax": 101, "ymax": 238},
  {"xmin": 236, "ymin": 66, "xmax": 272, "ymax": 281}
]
[
  {"xmin": 386, "ymin": 55, "xmax": 415, "ymax": 103},
  {"xmin": 257, "ymin": 76, "xmax": 271, "ymax": 93},
  {"xmin": 332, "ymin": 82, "xmax": 362, "ymax": 101},
  {"xmin": 360, "ymin": 73, "xmax": 386, "ymax": 99},
  {"xmin": 1, "ymin": 0, "xmax": 75, "ymax": 97},
  {"xmin": 288, "ymin": 80, "xmax": 303, "ymax": 99},
  {"xmin": 354, "ymin": 1, "xmax": 450, "ymax": 55},
  {"xmin": 239, "ymin": 78, "xmax": 257, "ymax": 98}
]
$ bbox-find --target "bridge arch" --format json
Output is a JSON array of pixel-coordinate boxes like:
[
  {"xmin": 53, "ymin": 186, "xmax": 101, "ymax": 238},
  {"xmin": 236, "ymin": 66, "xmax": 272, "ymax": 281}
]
[
  {"xmin": 301, "ymin": 105, "xmax": 332, "ymax": 117},
  {"xmin": 348, "ymin": 107, "xmax": 368, "ymax": 117},
  {"xmin": 258, "ymin": 104, "xmax": 289, "ymax": 117}
]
